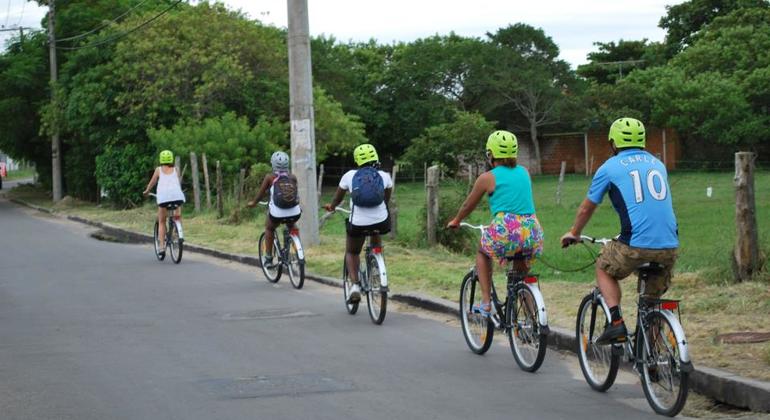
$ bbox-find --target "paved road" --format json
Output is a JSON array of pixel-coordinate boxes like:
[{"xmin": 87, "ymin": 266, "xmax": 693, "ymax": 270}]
[{"xmin": 0, "ymin": 198, "xmax": 664, "ymax": 420}]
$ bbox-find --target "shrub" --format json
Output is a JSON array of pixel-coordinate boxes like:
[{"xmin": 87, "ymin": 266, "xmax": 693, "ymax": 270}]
[{"xmin": 95, "ymin": 143, "xmax": 155, "ymax": 207}]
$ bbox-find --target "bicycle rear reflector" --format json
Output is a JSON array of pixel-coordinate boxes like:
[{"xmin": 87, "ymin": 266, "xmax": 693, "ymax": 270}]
[
  {"xmin": 661, "ymin": 301, "xmax": 678, "ymax": 310},
  {"xmin": 524, "ymin": 276, "xmax": 538, "ymax": 284},
  {"xmin": 372, "ymin": 247, "xmax": 383, "ymax": 254}
]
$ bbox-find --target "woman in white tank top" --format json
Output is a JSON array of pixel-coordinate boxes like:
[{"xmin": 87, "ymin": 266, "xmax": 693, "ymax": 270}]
[{"xmin": 143, "ymin": 150, "xmax": 186, "ymax": 254}]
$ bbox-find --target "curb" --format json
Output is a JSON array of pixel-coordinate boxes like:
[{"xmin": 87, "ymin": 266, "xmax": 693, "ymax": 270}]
[{"xmin": 8, "ymin": 197, "xmax": 770, "ymax": 413}]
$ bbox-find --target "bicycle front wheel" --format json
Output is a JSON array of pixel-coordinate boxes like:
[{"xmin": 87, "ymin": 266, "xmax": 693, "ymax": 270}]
[
  {"xmin": 286, "ymin": 238, "xmax": 305, "ymax": 289},
  {"xmin": 507, "ymin": 284, "xmax": 547, "ymax": 372},
  {"xmin": 576, "ymin": 293, "xmax": 619, "ymax": 392},
  {"xmin": 153, "ymin": 221, "xmax": 165, "ymax": 261},
  {"xmin": 342, "ymin": 259, "xmax": 359, "ymax": 315},
  {"xmin": 258, "ymin": 232, "xmax": 282, "ymax": 283},
  {"xmin": 640, "ymin": 311, "xmax": 689, "ymax": 417},
  {"xmin": 365, "ymin": 254, "xmax": 387, "ymax": 325},
  {"xmin": 168, "ymin": 220, "xmax": 183, "ymax": 264},
  {"xmin": 459, "ymin": 271, "xmax": 494, "ymax": 354}
]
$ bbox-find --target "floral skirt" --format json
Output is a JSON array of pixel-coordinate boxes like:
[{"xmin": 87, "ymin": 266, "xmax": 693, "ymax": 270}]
[{"xmin": 480, "ymin": 213, "xmax": 544, "ymax": 263}]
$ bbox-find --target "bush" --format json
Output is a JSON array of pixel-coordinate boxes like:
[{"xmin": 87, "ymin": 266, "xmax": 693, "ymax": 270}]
[
  {"xmin": 95, "ymin": 143, "xmax": 155, "ymax": 207},
  {"xmin": 419, "ymin": 181, "xmax": 476, "ymax": 252}
]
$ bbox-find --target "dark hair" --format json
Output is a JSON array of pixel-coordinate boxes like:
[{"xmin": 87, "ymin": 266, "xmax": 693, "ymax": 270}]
[{"xmin": 494, "ymin": 158, "xmax": 517, "ymax": 168}]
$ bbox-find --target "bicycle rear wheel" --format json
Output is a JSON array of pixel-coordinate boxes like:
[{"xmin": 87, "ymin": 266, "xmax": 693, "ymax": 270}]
[
  {"xmin": 342, "ymin": 259, "xmax": 359, "ymax": 315},
  {"xmin": 365, "ymin": 254, "xmax": 387, "ymax": 325},
  {"xmin": 286, "ymin": 238, "xmax": 305, "ymax": 289},
  {"xmin": 507, "ymin": 284, "xmax": 547, "ymax": 372},
  {"xmin": 640, "ymin": 311, "xmax": 689, "ymax": 417},
  {"xmin": 153, "ymin": 221, "xmax": 165, "ymax": 261},
  {"xmin": 258, "ymin": 232, "xmax": 282, "ymax": 283},
  {"xmin": 168, "ymin": 220, "xmax": 183, "ymax": 264},
  {"xmin": 576, "ymin": 293, "xmax": 619, "ymax": 392},
  {"xmin": 459, "ymin": 271, "xmax": 494, "ymax": 354}
]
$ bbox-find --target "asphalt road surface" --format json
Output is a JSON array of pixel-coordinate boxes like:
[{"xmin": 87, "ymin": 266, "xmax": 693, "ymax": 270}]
[{"xmin": 0, "ymin": 198, "xmax": 666, "ymax": 419}]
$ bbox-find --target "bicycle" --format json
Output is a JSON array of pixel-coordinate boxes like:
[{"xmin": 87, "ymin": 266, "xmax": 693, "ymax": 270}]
[
  {"xmin": 148, "ymin": 193, "xmax": 183, "ymax": 264},
  {"xmin": 569, "ymin": 235, "xmax": 692, "ymax": 417},
  {"xmin": 255, "ymin": 202, "xmax": 305, "ymax": 289},
  {"xmin": 321, "ymin": 207, "xmax": 388, "ymax": 325},
  {"xmin": 458, "ymin": 223, "xmax": 549, "ymax": 372}
]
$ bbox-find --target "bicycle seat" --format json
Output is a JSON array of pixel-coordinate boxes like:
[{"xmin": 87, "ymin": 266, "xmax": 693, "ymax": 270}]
[
  {"xmin": 636, "ymin": 262, "xmax": 665, "ymax": 278},
  {"xmin": 504, "ymin": 252, "xmax": 531, "ymax": 262}
]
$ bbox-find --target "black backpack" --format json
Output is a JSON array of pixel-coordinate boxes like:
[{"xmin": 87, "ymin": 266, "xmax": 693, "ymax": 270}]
[
  {"xmin": 272, "ymin": 173, "xmax": 299, "ymax": 209},
  {"xmin": 351, "ymin": 166, "xmax": 385, "ymax": 207}
]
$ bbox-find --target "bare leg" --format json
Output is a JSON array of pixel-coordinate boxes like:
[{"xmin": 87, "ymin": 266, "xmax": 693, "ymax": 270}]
[
  {"xmin": 346, "ymin": 234, "xmax": 366, "ymax": 284},
  {"xmin": 264, "ymin": 216, "xmax": 278, "ymax": 256},
  {"xmin": 597, "ymin": 266, "xmax": 621, "ymax": 307},
  {"xmin": 476, "ymin": 250, "xmax": 493, "ymax": 306},
  {"xmin": 158, "ymin": 207, "xmax": 168, "ymax": 247}
]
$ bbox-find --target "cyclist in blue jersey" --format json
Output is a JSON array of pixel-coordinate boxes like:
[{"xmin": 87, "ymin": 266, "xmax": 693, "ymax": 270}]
[{"xmin": 561, "ymin": 118, "xmax": 678, "ymax": 344}]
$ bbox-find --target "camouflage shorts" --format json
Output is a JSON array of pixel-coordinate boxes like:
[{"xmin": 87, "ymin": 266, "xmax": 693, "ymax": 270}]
[{"xmin": 596, "ymin": 241, "xmax": 677, "ymax": 297}]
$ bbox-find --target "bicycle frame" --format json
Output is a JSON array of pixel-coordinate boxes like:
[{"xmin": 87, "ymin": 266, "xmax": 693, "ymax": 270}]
[
  {"xmin": 588, "ymin": 288, "xmax": 691, "ymax": 370},
  {"xmin": 470, "ymin": 264, "xmax": 548, "ymax": 332}
]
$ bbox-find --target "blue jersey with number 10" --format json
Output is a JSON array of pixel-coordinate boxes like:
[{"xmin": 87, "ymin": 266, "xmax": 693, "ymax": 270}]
[{"xmin": 587, "ymin": 149, "xmax": 678, "ymax": 249}]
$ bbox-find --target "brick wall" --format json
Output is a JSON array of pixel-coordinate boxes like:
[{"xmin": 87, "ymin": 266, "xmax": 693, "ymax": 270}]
[{"xmin": 518, "ymin": 126, "xmax": 680, "ymax": 175}]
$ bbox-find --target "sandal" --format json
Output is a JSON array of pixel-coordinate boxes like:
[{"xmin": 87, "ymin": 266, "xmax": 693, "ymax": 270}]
[{"xmin": 472, "ymin": 302, "xmax": 492, "ymax": 317}]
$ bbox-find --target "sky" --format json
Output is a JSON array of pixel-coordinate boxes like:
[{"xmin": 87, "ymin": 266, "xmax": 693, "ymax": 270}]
[{"xmin": 1, "ymin": 0, "xmax": 684, "ymax": 67}]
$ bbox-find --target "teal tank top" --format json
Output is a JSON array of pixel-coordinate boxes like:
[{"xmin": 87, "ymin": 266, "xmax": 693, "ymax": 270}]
[{"xmin": 488, "ymin": 165, "xmax": 536, "ymax": 216}]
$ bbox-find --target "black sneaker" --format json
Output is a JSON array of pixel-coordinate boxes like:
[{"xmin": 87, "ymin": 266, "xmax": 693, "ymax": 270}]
[
  {"xmin": 596, "ymin": 319, "xmax": 628, "ymax": 345},
  {"xmin": 264, "ymin": 255, "xmax": 276, "ymax": 269}
]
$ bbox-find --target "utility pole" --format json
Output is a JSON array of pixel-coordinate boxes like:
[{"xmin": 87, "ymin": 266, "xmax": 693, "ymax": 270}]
[
  {"xmin": 47, "ymin": 0, "xmax": 63, "ymax": 201},
  {"xmin": 287, "ymin": 0, "xmax": 319, "ymax": 245}
]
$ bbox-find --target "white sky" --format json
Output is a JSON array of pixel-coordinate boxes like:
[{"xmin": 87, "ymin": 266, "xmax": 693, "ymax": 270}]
[{"xmin": 2, "ymin": 0, "xmax": 684, "ymax": 67}]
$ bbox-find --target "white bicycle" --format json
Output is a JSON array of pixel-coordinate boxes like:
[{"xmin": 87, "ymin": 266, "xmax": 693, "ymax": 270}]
[
  {"xmin": 569, "ymin": 235, "xmax": 692, "ymax": 417},
  {"xmin": 321, "ymin": 207, "xmax": 389, "ymax": 325}
]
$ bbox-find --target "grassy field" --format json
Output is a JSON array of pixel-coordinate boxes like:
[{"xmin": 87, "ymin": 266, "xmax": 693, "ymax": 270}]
[
  {"xmin": 2, "ymin": 168, "xmax": 36, "ymax": 182},
  {"xmin": 6, "ymin": 170, "xmax": 770, "ymax": 383}
]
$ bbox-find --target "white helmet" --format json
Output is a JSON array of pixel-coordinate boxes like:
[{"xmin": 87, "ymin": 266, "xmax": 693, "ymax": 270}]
[{"xmin": 270, "ymin": 151, "xmax": 290, "ymax": 171}]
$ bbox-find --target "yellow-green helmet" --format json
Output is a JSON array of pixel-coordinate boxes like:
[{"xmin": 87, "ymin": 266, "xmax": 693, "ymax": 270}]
[
  {"xmin": 609, "ymin": 118, "xmax": 646, "ymax": 149},
  {"xmin": 353, "ymin": 144, "xmax": 379, "ymax": 166},
  {"xmin": 159, "ymin": 150, "xmax": 174, "ymax": 165},
  {"xmin": 486, "ymin": 130, "xmax": 518, "ymax": 159}
]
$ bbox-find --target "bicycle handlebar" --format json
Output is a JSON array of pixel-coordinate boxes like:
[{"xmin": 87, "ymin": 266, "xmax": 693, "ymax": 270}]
[
  {"xmin": 459, "ymin": 222, "xmax": 486, "ymax": 232},
  {"xmin": 579, "ymin": 235, "xmax": 614, "ymax": 245},
  {"xmin": 319, "ymin": 207, "xmax": 351, "ymax": 228}
]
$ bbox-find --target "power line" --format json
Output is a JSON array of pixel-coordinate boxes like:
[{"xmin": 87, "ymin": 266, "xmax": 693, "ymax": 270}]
[
  {"xmin": 57, "ymin": 0, "xmax": 150, "ymax": 42},
  {"xmin": 56, "ymin": 0, "xmax": 182, "ymax": 51},
  {"xmin": 14, "ymin": 0, "xmax": 24, "ymax": 26}
]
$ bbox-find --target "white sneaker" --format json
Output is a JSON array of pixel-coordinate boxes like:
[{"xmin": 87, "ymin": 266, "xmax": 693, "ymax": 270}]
[{"xmin": 348, "ymin": 283, "xmax": 361, "ymax": 303}]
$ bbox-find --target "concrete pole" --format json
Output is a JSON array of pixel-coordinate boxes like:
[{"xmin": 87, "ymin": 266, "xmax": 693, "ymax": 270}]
[
  {"xmin": 287, "ymin": 0, "xmax": 319, "ymax": 245},
  {"xmin": 48, "ymin": 0, "xmax": 63, "ymax": 201}
]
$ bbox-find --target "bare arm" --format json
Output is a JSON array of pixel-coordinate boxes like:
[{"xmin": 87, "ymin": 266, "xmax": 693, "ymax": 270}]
[
  {"xmin": 143, "ymin": 168, "xmax": 160, "ymax": 195},
  {"xmin": 448, "ymin": 172, "xmax": 493, "ymax": 226},
  {"xmin": 248, "ymin": 174, "xmax": 273, "ymax": 207},
  {"xmin": 561, "ymin": 198, "xmax": 598, "ymax": 246},
  {"xmin": 324, "ymin": 187, "xmax": 347, "ymax": 212}
]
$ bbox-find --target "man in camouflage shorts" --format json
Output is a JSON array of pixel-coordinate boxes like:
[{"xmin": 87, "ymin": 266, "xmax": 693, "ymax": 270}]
[{"xmin": 561, "ymin": 118, "xmax": 679, "ymax": 344}]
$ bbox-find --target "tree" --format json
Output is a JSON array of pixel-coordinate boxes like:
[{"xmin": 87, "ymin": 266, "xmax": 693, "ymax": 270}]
[
  {"xmin": 577, "ymin": 39, "xmax": 666, "ymax": 84},
  {"xmin": 401, "ymin": 111, "xmax": 496, "ymax": 174},
  {"xmin": 659, "ymin": 0, "xmax": 769, "ymax": 56},
  {"xmin": 478, "ymin": 24, "xmax": 582, "ymax": 174}
]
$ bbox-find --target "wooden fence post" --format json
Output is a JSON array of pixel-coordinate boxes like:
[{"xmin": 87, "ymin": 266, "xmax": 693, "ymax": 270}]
[
  {"xmin": 201, "ymin": 153, "xmax": 212, "ymax": 210},
  {"xmin": 423, "ymin": 162, "xmax": 428, "ymax": 188},
  {"xmin": 238, "ymin": 168, "xmax": 246, "ymax": 206},
  {"xmin": 426, "ymin": 165, "xmax": 440, "ymax": 246},
  {"xmin": 468, "ymin": 163, "xmax": 474, "ymax": 191},
  {"xmin": 189, "ymin": 152, "xmax": 201, "ymax": 213},
  {"xmin": 317, "ymin": 163, "xmax": 324, "ymax": 203},
  {"xmin": 733, "ymin": 152, "xmax": 762, "ymax": 281},
  {"xmin": 174, "ymin": 156, "xmax": 181, "ymax": 176},
  {"xmin": 389, "ymin": 164, "xmax": 399, "ymax": 240},
  {"xmin": 216, "ymin": 160, "xmax": 224, "ymax": 218},
  {"xmin": 556, "ymin": 161, "xmax": 567, "ymax": 205}
]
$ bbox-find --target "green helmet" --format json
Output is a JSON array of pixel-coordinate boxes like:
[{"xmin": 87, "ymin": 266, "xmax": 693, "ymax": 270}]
[
  {"xmin": 353, "ymin": 144, "xmax": 379, "ymax": 166},
  {"xmin": 486, "ymin": 130, "xmax": 518, "ymax": 159},
  {"xmin": 159, "ymin": 150, "xmax": 174, "ymax": 165},
  {"xmin": 608, "ymin": 118, "xmax": 646, "ymax": 149}
]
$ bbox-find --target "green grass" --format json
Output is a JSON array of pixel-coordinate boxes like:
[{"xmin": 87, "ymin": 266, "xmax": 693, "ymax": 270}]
[{"xmin": 3, "ymin": 168, "xmax": 36, "ymax": 182}]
